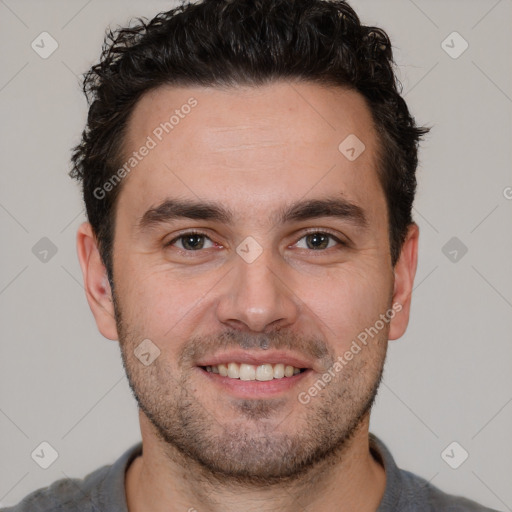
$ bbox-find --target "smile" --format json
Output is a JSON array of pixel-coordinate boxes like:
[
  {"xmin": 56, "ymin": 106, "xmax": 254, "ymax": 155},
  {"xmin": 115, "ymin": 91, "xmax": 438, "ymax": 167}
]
[{"xmin": 200, "ymin": 362, "xmax": 306, "ymax": 381}]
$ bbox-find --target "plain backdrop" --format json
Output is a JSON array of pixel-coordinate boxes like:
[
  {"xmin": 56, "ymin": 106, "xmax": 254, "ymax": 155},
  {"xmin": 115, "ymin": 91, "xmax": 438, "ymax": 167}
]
[{"xmin": 0, "ymin": 0, "xmax": 511, "ymax": 509}]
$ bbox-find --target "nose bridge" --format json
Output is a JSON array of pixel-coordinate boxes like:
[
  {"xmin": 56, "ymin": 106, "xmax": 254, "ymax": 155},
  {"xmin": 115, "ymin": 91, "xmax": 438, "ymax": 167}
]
[{"xmin": 215, "ymin": 241, "xmax": 299, "ymax": 332}]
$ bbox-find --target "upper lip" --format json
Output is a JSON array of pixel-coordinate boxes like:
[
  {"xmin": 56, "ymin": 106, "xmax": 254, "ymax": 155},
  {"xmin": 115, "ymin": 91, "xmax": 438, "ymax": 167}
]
[{"xmin": 196, "ymin": 350, "xmax": 315, "ymax": 370}]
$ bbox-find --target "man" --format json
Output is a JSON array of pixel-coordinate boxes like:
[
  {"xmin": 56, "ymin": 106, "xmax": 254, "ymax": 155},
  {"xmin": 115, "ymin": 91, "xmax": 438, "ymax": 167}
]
[{"xmin": 3, "ymin": 0, "xmax": 498, "ymax": 511}]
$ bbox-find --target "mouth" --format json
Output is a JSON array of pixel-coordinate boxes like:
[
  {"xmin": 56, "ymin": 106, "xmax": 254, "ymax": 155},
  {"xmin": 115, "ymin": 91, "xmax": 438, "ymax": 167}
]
[
  {"xmin": 199, "ymin": 362, "xmax": 308, "ymax": 380},
  {"xmin": 196, "ymin": 361, "xmax": 312, "ymax": 398}
]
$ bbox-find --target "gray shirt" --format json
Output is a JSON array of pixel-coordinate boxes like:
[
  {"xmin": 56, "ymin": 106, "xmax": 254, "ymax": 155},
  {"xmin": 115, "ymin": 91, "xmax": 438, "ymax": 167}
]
[{"xmin": 1, "ymin": 434, "xmax": 500, "ymax": 511}]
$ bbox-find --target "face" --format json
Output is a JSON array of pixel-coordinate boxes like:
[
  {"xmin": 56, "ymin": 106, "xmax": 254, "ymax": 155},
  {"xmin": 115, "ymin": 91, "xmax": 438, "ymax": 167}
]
[{"xmin": 78, "ymin": 81, "xmax": 418, "ymax": 484}]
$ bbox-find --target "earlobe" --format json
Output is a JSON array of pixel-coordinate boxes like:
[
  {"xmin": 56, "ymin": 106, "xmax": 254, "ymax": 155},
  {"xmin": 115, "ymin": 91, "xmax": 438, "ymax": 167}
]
[
  {"xmin": 76, "ymin": 221, "xmax": 119, "ymax": 341},
  {"xmin": 388, "ymin": 223, "xmax": 419, "ymax": 341}
]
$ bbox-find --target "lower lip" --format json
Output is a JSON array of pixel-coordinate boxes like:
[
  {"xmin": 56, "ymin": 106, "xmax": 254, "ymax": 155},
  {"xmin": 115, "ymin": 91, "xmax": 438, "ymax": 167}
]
[{"xmin": 196, "ymin": 367, "xmax": 312, "ymax": 398}]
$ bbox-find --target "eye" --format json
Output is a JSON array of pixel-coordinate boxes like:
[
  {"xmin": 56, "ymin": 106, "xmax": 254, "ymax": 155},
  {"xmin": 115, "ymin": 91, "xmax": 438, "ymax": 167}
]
[
  {"xmin": 165, "ymin": 229, "xmax": 346, "ymax": 254},
  {"xmin": 166, "ymin": 231, "xmax": 216, "ymax": 251},
  {"xmin": 295, "ymin": 231, "xmax": 345, "ymax": 251}
]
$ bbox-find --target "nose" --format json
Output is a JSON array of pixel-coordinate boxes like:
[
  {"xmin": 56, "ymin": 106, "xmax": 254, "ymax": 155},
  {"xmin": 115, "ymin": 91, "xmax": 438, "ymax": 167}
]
[{"xmin": 215, "ymin": 246, "xmax": 300, "ymax": 332}]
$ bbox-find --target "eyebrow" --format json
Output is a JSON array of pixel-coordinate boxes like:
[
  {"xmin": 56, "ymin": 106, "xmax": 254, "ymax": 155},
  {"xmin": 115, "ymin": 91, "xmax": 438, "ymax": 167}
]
[{"xmin": 136, "ymin": 196, "xmax": 368, "ymax": 233}]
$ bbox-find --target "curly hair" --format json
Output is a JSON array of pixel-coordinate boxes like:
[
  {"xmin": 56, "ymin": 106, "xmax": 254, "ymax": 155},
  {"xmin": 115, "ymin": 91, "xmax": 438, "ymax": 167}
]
[{"xmin": 70, "ymin": 0, "xmax": 429, "ymax": 282}]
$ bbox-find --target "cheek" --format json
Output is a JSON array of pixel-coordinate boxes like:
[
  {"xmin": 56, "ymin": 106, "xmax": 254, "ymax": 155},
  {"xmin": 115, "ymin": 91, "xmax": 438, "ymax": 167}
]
[
  {"xmin": 300, "ymin": 264, "xmax": 392, "ymax": 351},
  {"xmin": 119, "ymin": 266, "xmax": 218, "ymax": 338}
]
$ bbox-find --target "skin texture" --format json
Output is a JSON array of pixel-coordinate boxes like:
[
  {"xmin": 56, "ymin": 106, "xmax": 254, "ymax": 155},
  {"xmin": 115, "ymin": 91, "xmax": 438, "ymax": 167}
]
[{"xmin": 77, "ymin": 81, "xmax": 419, "ymax": 512}]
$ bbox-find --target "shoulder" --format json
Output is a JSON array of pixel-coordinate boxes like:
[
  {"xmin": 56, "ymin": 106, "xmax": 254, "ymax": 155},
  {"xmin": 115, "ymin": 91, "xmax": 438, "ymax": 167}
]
[
  {"xmin": 370, "ymin": 434, "xmax": 500, "ymax": 512},
  {"xmin": 0, "ymin": 465, "xmax": 110, "ymax": 512},
  {"xmin": 1, "ymin": 442, "xmax": 142, "ymax": 512},
  {"xmin": 397, "ymin": 468, "xmax": 500, "ymax": 511}
]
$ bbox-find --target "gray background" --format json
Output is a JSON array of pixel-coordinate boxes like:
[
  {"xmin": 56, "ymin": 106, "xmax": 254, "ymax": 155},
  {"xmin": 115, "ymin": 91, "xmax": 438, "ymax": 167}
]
[{"xmin": 0, "ymin": 0, "xmax": 511, "ymax": 509}]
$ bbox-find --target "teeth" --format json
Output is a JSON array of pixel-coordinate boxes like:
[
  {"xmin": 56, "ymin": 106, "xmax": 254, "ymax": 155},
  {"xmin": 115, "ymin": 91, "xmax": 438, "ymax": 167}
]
[
  {"xmin": 204, "ymin": 362, "xmax": 305, "ymax": 380},
  {"xmin": 273, "ymin": 363, "xmax": 285, "ymax": 379},
  {"xmin": 239, "ymin": 363, "xmax": 256, "ymax": 381},
  {"xmin": 227, "ymin": 362, "xmax": 239, "ymax": 378},
  {"xmin": 255, "ymin": 364, "xmax": 274, "ymax": 381}
]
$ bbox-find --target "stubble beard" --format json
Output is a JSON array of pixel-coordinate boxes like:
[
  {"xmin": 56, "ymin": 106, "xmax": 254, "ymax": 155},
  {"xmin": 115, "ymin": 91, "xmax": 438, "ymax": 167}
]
[{"xmin": 112, "ymin": 288, "xmax": 388, "ymax": 486}]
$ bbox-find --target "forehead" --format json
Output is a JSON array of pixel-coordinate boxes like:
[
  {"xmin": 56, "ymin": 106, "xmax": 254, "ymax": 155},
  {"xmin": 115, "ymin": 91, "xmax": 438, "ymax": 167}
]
[{"xmin": 117, "ymin": 81, "xmax": 384, "ymax": 227}]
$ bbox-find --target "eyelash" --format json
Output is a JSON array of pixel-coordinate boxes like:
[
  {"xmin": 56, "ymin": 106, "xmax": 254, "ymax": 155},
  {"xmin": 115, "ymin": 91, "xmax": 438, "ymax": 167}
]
[{"xmin": 165, "ymin": 228, "xmax": 348, "ymax": 253}]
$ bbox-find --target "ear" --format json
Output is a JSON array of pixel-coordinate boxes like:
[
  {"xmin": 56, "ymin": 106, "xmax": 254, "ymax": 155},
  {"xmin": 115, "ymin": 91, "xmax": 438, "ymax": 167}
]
[
  {"xmin": 388, "ymin": 223, "xmax": 419, "ymax": 340},
  {"xmin": 76, "ymin": 221, "xmax": 119, "ymax": 340}
]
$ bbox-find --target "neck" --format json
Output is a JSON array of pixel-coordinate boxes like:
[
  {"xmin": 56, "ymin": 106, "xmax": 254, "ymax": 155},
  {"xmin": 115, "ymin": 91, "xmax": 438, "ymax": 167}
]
[{"xmin": 125, "ymin": 412, "xmax": 386, "ymax": 512}]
